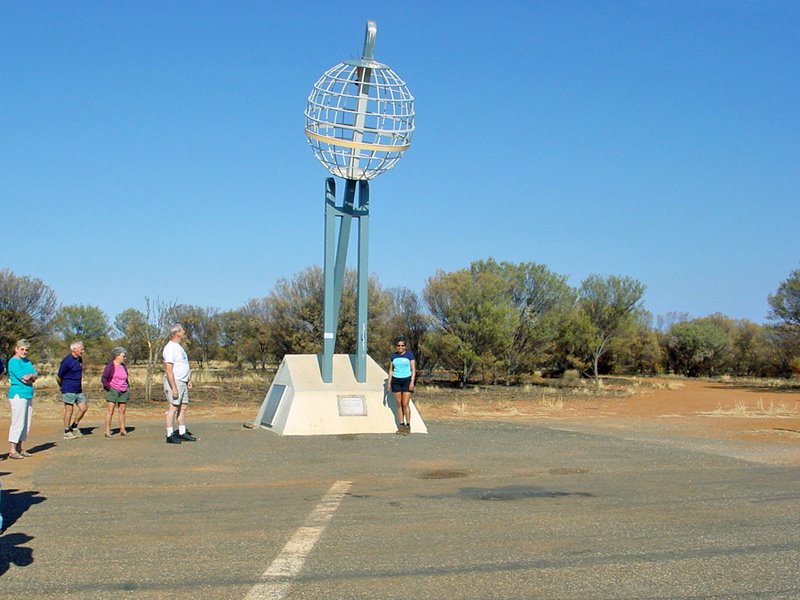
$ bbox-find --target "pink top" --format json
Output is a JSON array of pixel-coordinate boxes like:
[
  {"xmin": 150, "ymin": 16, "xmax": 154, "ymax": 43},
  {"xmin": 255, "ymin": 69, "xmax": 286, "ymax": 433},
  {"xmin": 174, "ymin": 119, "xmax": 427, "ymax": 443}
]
[{"xmin": 110, "ymin": 364, "xmax": 129, "ymax": 392}]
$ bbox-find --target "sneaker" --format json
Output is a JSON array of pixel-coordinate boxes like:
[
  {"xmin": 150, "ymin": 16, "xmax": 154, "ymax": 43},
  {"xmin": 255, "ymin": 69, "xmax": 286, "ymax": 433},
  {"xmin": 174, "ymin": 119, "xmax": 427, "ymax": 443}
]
[
  {"xmin": 71, "ymin": 428, "xmax": 83, "ymax": 438},
  {"xmin": 179, "ymin": 431, "xmax": 197, "ymax": 442},
  {"xmin": 64, "ymin": 431, "xmax": 78, "ymax": 440},
  {"xmin": 166, "ymin": 433, "xmax": 182, "ymax": 444}
]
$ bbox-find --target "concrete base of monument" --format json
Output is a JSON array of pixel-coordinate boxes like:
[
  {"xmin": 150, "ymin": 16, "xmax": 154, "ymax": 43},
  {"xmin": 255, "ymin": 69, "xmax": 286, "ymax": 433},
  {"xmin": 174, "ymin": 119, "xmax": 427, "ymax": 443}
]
[{"xmin": 254, "ymin": 354, "xmax": 427, "ymax": 436}]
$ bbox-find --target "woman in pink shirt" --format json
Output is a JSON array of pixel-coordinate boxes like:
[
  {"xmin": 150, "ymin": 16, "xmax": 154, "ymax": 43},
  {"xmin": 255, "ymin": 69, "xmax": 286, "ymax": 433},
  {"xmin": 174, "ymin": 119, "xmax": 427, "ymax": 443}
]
[{"xmin": 101, "ymin": 347, "xmax": 130, "ymax": 438}]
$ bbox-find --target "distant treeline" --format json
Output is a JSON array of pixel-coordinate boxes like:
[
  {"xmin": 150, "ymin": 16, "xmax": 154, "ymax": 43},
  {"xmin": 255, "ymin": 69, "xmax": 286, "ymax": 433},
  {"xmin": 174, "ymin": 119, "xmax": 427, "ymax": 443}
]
[{"xmin": 2, "ymin": 260, "xmax": 799, "ymax": 385}]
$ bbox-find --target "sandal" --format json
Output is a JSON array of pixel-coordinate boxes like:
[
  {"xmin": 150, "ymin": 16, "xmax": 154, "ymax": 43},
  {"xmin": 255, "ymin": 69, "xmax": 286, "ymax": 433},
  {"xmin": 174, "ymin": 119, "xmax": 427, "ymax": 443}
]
[
  {"xmin": 104, "ymin": 432, "xmax": 112, "ymax": 438},
  {"xmin": 120, "ymin": 431, "xmax": 128, "ymax": 437},
  {"xmin": 8, "ymin": 452, "xmax": 24, "ymax": 459},
  {"xmin": 20, "ymin": 450, "xmax": 32, "ymax": 457}
]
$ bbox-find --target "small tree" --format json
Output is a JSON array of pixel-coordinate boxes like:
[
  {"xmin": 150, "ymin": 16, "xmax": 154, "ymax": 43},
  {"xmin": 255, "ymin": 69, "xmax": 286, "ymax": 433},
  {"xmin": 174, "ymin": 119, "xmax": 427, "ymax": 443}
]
[
  {"xmin": 265, "ymin": 266, "xmax": 392, "ymax": 363},
  {"xmin": 470, "ymin": 259, "xmax": 575, "ymax": 384},
  {"xmin": 664, "ymin": 319, "xmax": 732, "ymax": 377},
  {"xmin": 113, "ymin": 308, "xmax": 150, "ymax": 364},
  {"xmin": 578, "ymin": 275, "xmax": 646, "ymax": 389},
  {"xmin": 424, "ymin": 267, "xmax": 516, "ymax": 386},
  {"xmin": 54, "ymin": 304, "xmax": 112, "ymax": 363},
  {"xmin": 767, "ymin": 269, "xmax": 800, "ymax": 375},
  {"xmin": 0, "ymin": 269, "xmax": 59, "ymax": 359},
  {"xmin": 768, "ymin": 269, "xmax": 800, "ymax": 328},
  {"xmin": 730, "ymin": 320, "xmax": 772, "ymax": 377},
  {"xmin": 609, "ymin": 313, "xmax": 663, "ymax": 376},
  {"xmin": 266, "ymin": 267, "xmax": 325, "ymax": 358},
  {"xmin": 216, "ymin": 308, "xmax": 249, "ymax": 365},
  {"xmin": 240, "ymin": 298, "xmax": 273, "ymax": 370},
  {"xmin": 167, "ymin": 305, "xmax": 220, "ymax": 368},
  {"xmin": 387, "ymin": 287, "xmax": 431, "ymax": 373},
  {"xmin": 121, "ymin": 298, "xmax": 176, "ymax": 402}
]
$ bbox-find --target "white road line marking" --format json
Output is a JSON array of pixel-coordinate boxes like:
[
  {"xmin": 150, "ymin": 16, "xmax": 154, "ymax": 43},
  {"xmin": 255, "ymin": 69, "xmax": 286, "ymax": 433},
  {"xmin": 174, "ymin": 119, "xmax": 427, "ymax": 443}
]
[{"xmin": 245, "ymin": 480, "xmax": 353, "ymax": 600}]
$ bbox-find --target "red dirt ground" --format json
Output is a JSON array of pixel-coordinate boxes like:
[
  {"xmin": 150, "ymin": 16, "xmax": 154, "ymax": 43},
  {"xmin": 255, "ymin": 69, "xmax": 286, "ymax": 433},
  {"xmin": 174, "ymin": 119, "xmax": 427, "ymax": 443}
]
[
  {"xmin": 3, "ymin": 378, "xmax": 799, "ymax": 448},
  {"xmin": 415, "ymin": 378, "xmax": 800, "ymax": 445}
]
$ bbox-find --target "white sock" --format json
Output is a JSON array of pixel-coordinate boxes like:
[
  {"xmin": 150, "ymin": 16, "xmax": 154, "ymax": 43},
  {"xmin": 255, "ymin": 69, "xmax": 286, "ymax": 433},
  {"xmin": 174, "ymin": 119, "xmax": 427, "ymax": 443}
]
[
  {"xmin": 167, "ymin": 427, "xmax": 174, "ymax": 436},
  {"xmin": 179, "ymin": 425, "xmax": 186, "ymax": 435}
]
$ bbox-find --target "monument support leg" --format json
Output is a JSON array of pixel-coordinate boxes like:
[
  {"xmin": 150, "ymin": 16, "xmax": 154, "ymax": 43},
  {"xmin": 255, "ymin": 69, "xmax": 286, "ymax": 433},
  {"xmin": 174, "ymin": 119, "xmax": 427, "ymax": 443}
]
[
  {"xmin": 355, "ymin": 180, "xmax": 370, "ymax": 382},
  {"xmin": 322, "ymin": 178, "xmax": 337, "ymax": 383},
  {"xmin": 332, "ymin": 179, "xmax": 357, "ymax": 328},
  {"xmin": 322, "ymin": 178, "xmax": 360, "ymax": 383}
]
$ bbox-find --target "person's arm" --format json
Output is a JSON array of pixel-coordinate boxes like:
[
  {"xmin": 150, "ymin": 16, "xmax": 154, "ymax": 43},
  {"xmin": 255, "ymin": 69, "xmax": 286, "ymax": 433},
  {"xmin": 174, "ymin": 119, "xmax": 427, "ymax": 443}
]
[
  {"xmin": 100, "ymin": 362, "xmax": 113, "ymax": 390},
  {"xmin": 7, "ymin": 359, "xmax": 22, "ymax": 385},
  {"xmin": 386, "ymin": 357, "xmax": 394, "ymax": 390},
  {"xmin": 56, "ymin": 360, "xmax": 64, "ymax": 386},
  {"xmin": 164, "ymin": 361, "xmax": 179, "ymax": 399},
  {"xmin": 10, "ymin": 359, "xmax": 36, "ymax": 384},
  {"xmin": 409, "ymin": 359, "xmax": 416, "ymax": 391},
  {"xmin": 24, "ymin": 364, "xmax": 38, "ymax": 383}
]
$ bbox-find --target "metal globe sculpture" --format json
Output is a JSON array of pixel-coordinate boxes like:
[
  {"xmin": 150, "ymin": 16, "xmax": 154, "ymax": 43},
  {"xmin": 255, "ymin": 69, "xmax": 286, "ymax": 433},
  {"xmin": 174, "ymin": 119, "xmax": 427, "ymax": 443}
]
[{"xmin": 305, "ymin": 22, "xmax": 415, "ymax": 181}]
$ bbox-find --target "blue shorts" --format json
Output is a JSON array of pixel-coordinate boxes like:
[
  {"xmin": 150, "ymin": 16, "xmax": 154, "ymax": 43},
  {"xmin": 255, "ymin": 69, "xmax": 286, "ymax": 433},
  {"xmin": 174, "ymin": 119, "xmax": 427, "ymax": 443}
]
[
  {"xmin": 62, "ymin": 392, "xmax": 87, "ymax": 406},
  {"xmin": 390, "ymin": 377, "xmax": 412, "ymax": 393}
]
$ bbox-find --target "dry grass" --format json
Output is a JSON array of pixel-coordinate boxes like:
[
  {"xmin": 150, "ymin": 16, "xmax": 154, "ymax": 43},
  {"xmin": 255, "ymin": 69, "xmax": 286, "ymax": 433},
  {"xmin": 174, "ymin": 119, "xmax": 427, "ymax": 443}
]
[
  {"xmin": 699, "ymin": 399, "xmax": 800, "ymax": 418},
  {"xmin": 443, "ymin": 387, "xmax": 568, "ymax": 417},
  {"xmin": 716, "ymin": 376, "xmax": 800, "ymax": 390},
  {"xmin": 418, "ymin": 375, "xmax": 647, "ymax": 419},
  {"xmin": 538, "ymin": 396, "xmax": 565, "ymax": 411}
]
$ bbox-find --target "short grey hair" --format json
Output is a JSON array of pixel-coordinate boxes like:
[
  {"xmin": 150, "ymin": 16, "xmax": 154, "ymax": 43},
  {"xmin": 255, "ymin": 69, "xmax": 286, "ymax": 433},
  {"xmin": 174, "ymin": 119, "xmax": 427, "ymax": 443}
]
[
  {"xmin": 169, "ymin": 324, "xmax": 184, "ymax": 336},
  {"xmin": 111, "ymin": 346, "xmax": 127, "ymax": 359},
  {"xmin": 15, "ymin": 339, "xmax": 30, "ymax": 350},
  {"xmin": 70, "ymin": 341, "xmax": 84, "ymax": 351}
]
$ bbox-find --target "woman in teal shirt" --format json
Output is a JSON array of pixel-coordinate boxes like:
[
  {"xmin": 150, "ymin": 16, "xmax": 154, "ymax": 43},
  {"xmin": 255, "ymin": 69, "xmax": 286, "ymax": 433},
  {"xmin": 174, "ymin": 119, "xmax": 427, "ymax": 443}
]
[
  {"xmin": 387, "ymin": 337, "xmax": 416, "ymax": 434},
  {"xmin": 7, "ymin": 339, "xmax": 38, "ymax": 459}
]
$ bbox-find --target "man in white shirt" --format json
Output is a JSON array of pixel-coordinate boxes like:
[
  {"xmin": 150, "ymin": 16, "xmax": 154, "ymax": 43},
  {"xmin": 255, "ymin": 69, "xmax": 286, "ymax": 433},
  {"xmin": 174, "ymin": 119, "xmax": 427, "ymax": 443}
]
[{"xmin": 163, "ymin": 324, "xmax": 196, "ymax": 444}]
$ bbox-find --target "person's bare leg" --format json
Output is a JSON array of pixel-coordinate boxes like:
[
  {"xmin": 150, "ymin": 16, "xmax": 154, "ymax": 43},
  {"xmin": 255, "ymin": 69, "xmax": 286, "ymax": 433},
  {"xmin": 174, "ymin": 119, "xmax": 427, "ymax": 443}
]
[
  {"xmin": 119, "ymin": 403, "xmax": 127, "ymax": 435},
  {"xmin": 73, "ymin": 402, "xmax": 88, "ymax": 427},
  {"xmin": 401, "ymin": 392, "xmax": 412, "ymax": 428},
  {"xmin": 105, "ymin": 402, "xmax": 115, "ymax": 436},
  {"xmin": 176, "ymin": 403, "xmax": 186, "ymax": 428},
  {"xmin": 64, "ymin": 403, "xmax": 74, "ymax": 430},
  {"xmin": 166, "ymin": 404, "xmax": 177, "ymax": 432},
  {"xmin": 394, "ymin": 391, "xmax": 404, "ymax": 425}
]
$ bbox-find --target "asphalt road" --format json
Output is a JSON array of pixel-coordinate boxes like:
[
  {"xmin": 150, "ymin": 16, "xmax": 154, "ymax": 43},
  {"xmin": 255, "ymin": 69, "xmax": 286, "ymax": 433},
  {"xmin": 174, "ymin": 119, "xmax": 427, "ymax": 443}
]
[{"xmin": 1, "ymin": 419, "xmax": 798, "ymax": 599}]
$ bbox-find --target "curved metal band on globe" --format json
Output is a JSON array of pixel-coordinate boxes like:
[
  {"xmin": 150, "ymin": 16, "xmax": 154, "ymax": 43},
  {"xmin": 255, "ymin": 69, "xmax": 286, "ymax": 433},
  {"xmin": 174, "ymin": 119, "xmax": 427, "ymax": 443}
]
[{"xmin": 305, "ymin": 129, "xmax": 410, "ymax": 153}]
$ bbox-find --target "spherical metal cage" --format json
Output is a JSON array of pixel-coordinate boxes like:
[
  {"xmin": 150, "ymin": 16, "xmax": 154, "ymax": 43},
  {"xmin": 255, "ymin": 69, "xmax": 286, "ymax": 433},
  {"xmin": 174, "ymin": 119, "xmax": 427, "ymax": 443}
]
[{"xmin": 305, "ymin": 59, "xmax": 415, "ymax": 181}]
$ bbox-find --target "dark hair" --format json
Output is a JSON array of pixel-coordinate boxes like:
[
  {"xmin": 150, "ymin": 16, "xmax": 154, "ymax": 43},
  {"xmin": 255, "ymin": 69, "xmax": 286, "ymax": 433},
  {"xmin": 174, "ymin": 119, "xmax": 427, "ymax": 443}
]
[{"xmin": 394, "ymin": 336, "xmax": 407, "ymax": 344}]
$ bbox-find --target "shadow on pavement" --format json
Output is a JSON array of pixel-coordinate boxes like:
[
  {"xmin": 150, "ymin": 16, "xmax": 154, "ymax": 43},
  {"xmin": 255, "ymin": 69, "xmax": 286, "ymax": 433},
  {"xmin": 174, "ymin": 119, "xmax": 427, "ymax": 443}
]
[
  {"xmin": 0, "ymin": 488, "xmax": 46, "ymax": 531},
  {"xmin": 0, "ymin": 532, "xmax": 34, "ymax": 576},
  {"xmin": 0, "ymin": 486, "xmax": 43, "ymax": 576},
  {"xmin": 27, "ymin": 442, "xmax": 57, "ymax": 456}
]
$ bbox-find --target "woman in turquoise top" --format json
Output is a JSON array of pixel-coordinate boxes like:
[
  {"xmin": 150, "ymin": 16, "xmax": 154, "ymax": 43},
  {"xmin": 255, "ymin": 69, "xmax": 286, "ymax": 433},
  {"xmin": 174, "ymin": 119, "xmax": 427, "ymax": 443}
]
[
  {"xmin": 387, "ymin": 337, "xmax": 416, "ymax": 434},
  {"xmin": 7, "ymin": 339, "xmax": 38, "ymax": 459}
]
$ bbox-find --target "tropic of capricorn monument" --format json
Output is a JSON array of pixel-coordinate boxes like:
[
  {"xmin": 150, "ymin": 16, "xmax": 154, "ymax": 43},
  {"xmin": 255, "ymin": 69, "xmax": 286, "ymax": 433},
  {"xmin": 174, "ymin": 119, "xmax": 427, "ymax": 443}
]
[{"xmin": 255, "ymin": 21, "xmax": 427, "ymax": 435}]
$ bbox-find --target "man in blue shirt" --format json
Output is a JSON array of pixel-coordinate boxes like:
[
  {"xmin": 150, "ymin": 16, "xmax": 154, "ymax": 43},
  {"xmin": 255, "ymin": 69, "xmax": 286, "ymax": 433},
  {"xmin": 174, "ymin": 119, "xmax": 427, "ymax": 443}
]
[{"xmin": 57, "ymin": 341, "xmax": 88, "ymax": 440}]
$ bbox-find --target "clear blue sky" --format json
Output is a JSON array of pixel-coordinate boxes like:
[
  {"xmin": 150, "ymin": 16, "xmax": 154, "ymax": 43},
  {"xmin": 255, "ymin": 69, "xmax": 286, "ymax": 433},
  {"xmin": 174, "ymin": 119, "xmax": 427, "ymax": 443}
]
[{"xmin": 2, "ymin": 1, "xmax": 798, "ymax": 326}]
